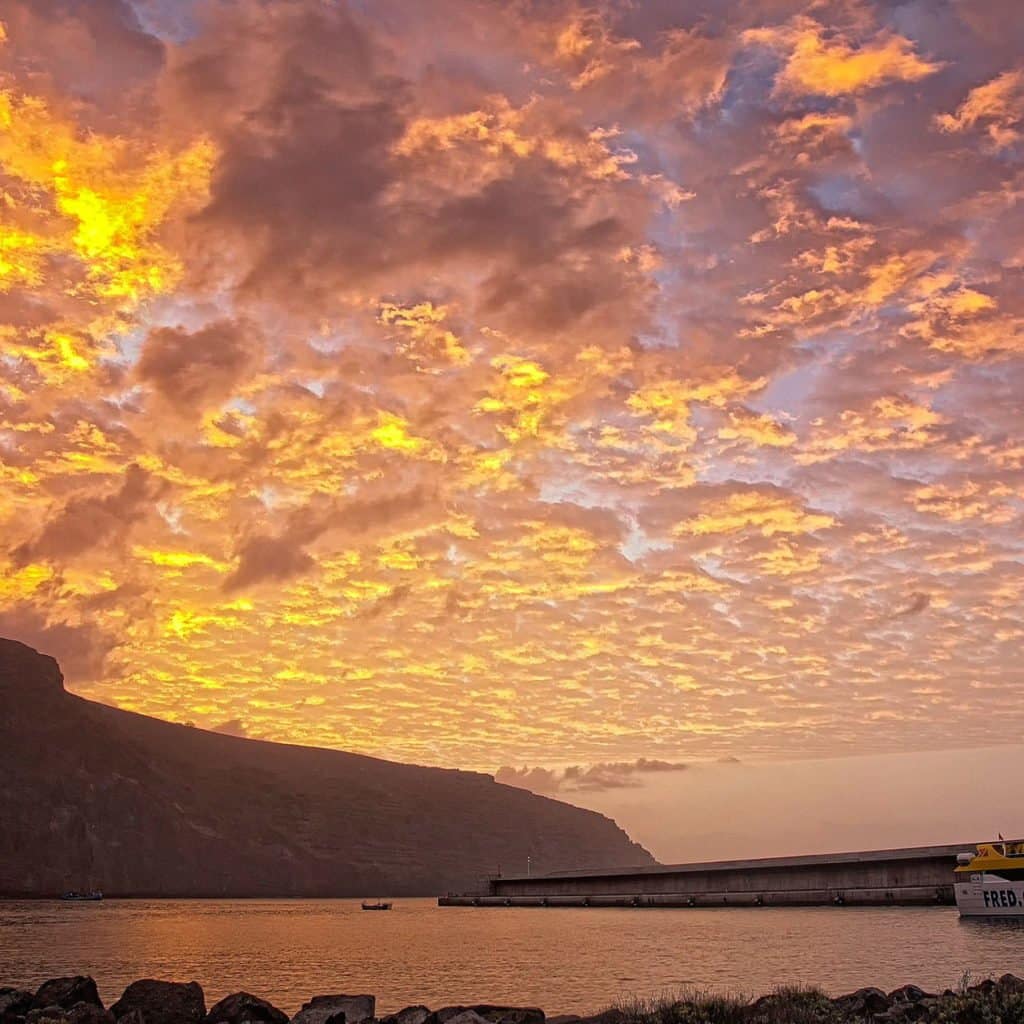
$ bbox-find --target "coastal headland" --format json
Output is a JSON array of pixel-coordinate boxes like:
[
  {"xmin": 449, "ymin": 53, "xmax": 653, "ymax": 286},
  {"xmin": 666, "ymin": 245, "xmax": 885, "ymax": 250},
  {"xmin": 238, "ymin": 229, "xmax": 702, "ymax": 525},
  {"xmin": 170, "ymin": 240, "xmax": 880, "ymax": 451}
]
[
  {"xmin": 0, "ymin": 639, "xmax": 650, "ymax": 897},
  {"xmin": 4, "ymin": 974, "xmax": 1024, "ymax": 1024}
]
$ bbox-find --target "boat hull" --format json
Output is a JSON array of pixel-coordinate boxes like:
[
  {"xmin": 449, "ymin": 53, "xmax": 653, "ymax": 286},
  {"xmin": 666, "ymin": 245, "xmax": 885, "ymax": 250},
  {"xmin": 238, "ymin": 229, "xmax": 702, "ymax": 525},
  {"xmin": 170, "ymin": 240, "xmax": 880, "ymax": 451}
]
[{"xmin": 955, "ymin": 875, "xmax": 1024, "ymax": 917}]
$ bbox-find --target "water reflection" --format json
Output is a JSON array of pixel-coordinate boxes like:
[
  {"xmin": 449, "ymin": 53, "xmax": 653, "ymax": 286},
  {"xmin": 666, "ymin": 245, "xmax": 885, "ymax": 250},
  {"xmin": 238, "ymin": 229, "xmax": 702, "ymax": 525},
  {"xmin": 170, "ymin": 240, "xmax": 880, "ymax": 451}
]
[{"xmin": 3, "ymin": 900, "xmax": 1024, "ymax": 1016}]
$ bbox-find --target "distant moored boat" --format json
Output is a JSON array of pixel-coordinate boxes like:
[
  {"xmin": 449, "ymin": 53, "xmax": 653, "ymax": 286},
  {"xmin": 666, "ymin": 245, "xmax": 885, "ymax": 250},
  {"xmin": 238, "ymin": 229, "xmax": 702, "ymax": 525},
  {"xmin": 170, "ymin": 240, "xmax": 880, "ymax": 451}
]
[
  {"xmin": 61, "ymin": 890, "xmax": 103, "ymax": 901},
  {"xmin": 360, "ymin": 900, "xmax": 392, "ymax": 910}
]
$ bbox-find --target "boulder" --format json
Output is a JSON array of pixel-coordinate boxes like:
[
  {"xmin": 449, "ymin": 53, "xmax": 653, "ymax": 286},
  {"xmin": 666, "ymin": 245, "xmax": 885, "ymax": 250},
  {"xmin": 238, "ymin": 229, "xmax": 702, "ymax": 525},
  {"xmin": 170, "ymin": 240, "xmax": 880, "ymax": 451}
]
[
  {"xmin": 0, "ymin": 990, "xmax": 34, "ymax": 1024},
  {"xmin": 968, "ymin": 979, "xmax": 998, "ymax": 997},
  {"xmin": 25, "ymin": 1006, "xmax": 113, "ymax": 1024},
  {"xmin": 379, "ymin": 1007, "xmax": 430, "ymax": 1024},
  {"xmin": 999, "ymin": 975, "xmax": 1024, "ymax": 992},
  {"xmin": 888, "ymin": 987, "xmax": 931, "ymax": 1004},
  {"xmin": 833, "ymin": 988, "xmax": 891, "ymax": 1017},
  {"xmin": 111, "ymin": 982, "xmax": 206, "ymax": 1024},
  {"xmin": 67, "ymin": 1005, "xmax": 115, "ymax": 1024},
  {"xmin": 425, "ymin": 1012, "xmax": 464, "ymax": 1024},
  {"xmin": 26, "ymin": 1010, "xmax": 68, "ymax": 1024},
  {"xmin": 290, "ymin": 996, "xmax": 375, "ymax": 1024},
  {"xmin": 471, "ymin": 1009, "xmax": 544, "ymax": 1024},
  {"xmin": 32, "ymin": 980, "xmax": 102, "ymax": 1012},
  {"xmin": 432, "ymin": 1013, "xmax": 491, "ymax": 1024},
  {"xmin": 871, "ymin": 1004, "xmax": 932, "ymax": 1024},
  {"xmin": 425, "ymin": 1009, "xmax": 543, "ymax": 1024},
  {"xmin": 571, "ymin": 1012, "xmax": 622, "ymax": 1024},
  {"xmin": 206, "ymin": 995, "xmax": 287, "ymax": 1024}
]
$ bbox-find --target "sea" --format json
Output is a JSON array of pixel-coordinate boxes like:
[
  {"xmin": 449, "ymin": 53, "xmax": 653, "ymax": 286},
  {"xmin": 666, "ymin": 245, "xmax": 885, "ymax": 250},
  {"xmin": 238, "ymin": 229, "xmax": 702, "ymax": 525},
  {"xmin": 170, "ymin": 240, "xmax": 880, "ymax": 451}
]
[{"xmin": 3, "ymin": 899, "xmax": 1024, "ymax": 1016}]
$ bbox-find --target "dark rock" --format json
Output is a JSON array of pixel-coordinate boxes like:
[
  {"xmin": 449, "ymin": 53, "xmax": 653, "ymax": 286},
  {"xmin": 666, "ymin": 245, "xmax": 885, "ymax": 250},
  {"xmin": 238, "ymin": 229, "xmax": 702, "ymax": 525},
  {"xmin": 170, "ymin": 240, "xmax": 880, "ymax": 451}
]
[
  {"xmin": 871, "ymin": 1004, "xmax": 931, "ymax": 1024},
  {"xmin": 27, "ymin": 1009, "xmax": 69, "ymax": 1024},
  {"xmin": 379, "ymin": 1007, "xmax": 430, "ymax": 1024},
  {"xmin": 888, "ymin": 987, "xmax": 931, "ymax": 1004},
  {"xmin": 290, "ymin": 995, "xmax": 374, "ymax": 1024},
  {"xmin": 426, "ymin": 1012, "xmax": 460, "ymax": 1024},
  {"xmin": 834, "ymin": 988, "xmax": 891, "ymax": 1016},
  {"xmin": 206, "ymin": 994, "xmax": 287, "ymax": 1024},
  {"xmin": 33, "ymin": 980, "xmax": 102, "ymax": 1012},
  {"xmin": 471, "ymin": 1008, "xmax": 544, "ymax": 1024},
  {"xmin": 544, "ymin": 1018, "xmax": 581, "ymax": 1024},
  {"xmin": 426, "ymin": 1010, "xmax": 467, "ymax": 1024},
  {"xmin": 571, "ymin": 1012, "xmax": 622, "ymax": 1024},
  {"xmin": 0, "ymin": 990, "xmax": 34, "ymax": 1024},
  {"xmin": 431, "ymin": 1013, "xmax": 490, "ymax": 1024},
  {"xmin": 26, "ymin": 1002, "xmax": 113, "ymax": 1024},
  {"xmin": 968, "ymin": 979, "xmax": 998, "ymax": 996},
  {"xmin": 425, "ymin": 1008, "xmax": 543, "ymax": 1024},
  {"xmin": 111, "ymin": 981, "xmax": 205, "ymax": 1024},
  {"xmin": 999, "ymin": 975, "xmax": 1024, "ymax": 992},
  {"xmin": 67, "ymin": 1004, "xmax": 115, "ymax": 1024}
]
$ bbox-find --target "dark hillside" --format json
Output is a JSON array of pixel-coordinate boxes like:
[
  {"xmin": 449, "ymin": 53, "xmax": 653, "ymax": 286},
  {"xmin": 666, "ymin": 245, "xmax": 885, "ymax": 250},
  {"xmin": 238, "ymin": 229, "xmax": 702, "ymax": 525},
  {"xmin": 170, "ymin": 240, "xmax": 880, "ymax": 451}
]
[{"xmin": 0, "ymin": 638, "xmax": 653, "ymax": 896}]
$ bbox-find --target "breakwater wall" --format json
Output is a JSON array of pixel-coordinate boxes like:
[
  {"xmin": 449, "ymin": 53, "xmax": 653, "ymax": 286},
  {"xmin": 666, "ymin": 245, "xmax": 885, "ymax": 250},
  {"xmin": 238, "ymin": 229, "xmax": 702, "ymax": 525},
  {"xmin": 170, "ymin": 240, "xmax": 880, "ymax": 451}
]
[{"xmin": 439, "ymin": 842, "xmax": 968, "ymax": 908}]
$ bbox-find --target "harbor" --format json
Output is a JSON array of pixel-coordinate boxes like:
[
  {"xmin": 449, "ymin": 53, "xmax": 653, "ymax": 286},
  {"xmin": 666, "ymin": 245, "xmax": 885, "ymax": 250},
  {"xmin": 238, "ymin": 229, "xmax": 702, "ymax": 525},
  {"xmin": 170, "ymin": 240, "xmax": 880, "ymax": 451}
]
[{"xmin": 439, "ymin": 843, "xmax": 971, "ymax": 908}]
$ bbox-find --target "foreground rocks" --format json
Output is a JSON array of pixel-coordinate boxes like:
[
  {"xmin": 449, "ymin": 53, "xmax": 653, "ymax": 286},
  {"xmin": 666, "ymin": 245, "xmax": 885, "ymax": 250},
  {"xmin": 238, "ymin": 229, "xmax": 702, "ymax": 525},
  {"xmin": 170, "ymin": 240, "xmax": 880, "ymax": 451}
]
[{"xmin": 3, "ymin": 975, "xmax": 1024, "ymax": 1024}]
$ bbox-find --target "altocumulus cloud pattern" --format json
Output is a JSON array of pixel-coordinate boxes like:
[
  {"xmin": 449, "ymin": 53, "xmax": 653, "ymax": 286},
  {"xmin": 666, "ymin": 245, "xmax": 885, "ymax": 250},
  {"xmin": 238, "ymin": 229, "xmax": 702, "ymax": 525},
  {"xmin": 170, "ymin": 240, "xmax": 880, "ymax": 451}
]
[{"xmin": 0, "ymin": 0, "xmax": 1022, "ymax": 770}]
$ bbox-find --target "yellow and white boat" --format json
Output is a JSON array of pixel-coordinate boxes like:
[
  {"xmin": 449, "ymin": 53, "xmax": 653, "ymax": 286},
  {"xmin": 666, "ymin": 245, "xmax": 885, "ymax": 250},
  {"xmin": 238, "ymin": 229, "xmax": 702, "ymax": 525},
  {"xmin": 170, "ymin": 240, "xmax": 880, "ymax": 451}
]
[{"xmin": 955, "ymin": 841, "xmax": 1024, "ymax": 916}]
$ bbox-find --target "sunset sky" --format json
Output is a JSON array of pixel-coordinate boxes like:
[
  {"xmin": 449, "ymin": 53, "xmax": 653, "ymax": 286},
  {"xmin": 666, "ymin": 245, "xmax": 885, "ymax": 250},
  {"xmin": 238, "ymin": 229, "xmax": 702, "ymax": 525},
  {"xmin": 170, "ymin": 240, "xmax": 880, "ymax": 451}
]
[{"xmin": 1, "ymin": 0, "xmax": 1022, "ymax": 789}]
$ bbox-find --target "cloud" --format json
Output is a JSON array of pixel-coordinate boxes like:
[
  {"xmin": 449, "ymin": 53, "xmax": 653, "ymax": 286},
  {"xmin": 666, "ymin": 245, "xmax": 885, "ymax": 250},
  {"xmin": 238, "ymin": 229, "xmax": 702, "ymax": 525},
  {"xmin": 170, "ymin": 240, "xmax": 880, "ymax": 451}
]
[
  {"xmin": 0, "ymin": 606, "xmax": 115, "ymax": 683},
  {"xmin": 936, "ymin": 68, "xmax": 1024, "ymax": 149},
  {"xmin": 222, "ymin": 488, "xmax": 432, "ymax": 592},
  {"xmin": 496, "ymin": 758, "xmax": 689, "ymax": 795},
  {"xmin": 212, "ymin": 717, "xmax": 249, "ymax": 738},
  {"xmin": 222, "ymin": 535, "xmax": 317, "ymax": 593},
  {"xmin": 891, "ymin": 592, "xmax": 931, "ymax": 619},
  {"xmin": 137, "ymin": 319, "xmax": 260, "ymax": 412},
  {"xmin": 0, "ymin": 0, "xmax": 1022, "ymax": 771},
  {"xmin": 13, "ymin": 465, "xmax": 159, "ymax": 566},
  {"xmin": 747, "ymin": 17, "xmax": 941, "ymax": 97}
]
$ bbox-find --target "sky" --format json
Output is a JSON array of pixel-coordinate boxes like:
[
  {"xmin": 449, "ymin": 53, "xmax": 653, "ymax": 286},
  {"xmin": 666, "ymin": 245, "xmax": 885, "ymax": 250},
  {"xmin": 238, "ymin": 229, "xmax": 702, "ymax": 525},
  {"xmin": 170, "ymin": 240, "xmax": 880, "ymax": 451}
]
[
  {"xmin": 1, "ymin": 0, "xmax": 1023, "ymax": 803},
  {"xmin": 530, "ymin": 745, "xmax": 1024, "ymax": 862}
]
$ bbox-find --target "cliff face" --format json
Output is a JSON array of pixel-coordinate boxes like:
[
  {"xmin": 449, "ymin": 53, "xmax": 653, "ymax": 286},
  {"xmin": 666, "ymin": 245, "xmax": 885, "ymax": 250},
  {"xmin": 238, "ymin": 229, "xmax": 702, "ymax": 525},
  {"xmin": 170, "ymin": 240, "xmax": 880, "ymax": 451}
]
[{"xmin": 0, "ymin": 638, "xmax": 653, "ymax": 896}]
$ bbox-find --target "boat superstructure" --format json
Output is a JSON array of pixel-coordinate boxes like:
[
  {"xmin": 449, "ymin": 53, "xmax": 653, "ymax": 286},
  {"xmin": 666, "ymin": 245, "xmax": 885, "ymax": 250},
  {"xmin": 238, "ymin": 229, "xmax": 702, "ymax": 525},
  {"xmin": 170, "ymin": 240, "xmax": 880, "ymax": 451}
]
[{"xmin": 954, "ymin": 841, "xmax": 1024, "ymax": 916}]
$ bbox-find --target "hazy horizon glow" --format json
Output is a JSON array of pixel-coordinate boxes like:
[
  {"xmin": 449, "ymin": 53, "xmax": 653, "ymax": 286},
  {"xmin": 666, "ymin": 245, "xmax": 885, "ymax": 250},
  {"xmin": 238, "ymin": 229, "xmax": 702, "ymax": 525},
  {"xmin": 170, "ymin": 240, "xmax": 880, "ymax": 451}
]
[{"xmin": 1, "ymin": 0, "xmax": 1022, "ymax": 774}]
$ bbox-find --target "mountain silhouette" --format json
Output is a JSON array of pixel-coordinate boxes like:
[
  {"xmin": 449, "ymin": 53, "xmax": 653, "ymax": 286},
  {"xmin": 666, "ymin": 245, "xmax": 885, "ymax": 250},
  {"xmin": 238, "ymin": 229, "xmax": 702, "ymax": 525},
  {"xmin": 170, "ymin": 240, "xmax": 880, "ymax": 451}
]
[{"xmin": 0, "ymin": 638, "xmax": 652, "ymax": 896}]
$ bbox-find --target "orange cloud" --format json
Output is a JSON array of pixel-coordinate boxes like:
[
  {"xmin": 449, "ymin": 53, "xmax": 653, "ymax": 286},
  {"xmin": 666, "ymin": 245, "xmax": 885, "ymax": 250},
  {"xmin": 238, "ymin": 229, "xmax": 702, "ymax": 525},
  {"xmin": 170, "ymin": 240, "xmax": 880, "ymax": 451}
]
[
  {"xmin": 0, "ymin": 0, "xmax": 1021, "ymax": 772},
  {"xmin": 936, "ymin": 68, "xmax": 1024, "ymax": 149},
  {"xmin": 747, "ymin": 17, "xmax": 940, "ymax": 97}
]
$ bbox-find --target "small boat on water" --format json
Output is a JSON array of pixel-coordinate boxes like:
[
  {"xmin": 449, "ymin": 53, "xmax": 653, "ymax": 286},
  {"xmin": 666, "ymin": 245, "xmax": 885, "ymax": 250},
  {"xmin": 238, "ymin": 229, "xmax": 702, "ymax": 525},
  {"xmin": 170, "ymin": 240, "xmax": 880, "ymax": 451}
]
[
  {"xmin": 61, "ymin": 890, "xmax": 103, "ymax": 901},
  {"xmin": 361, "ymin": 900, "xmax": 392, "ymax": 911},
  {"xmin": 955, "ymin": 840, "xmax": 1024, "ymax": 916}
]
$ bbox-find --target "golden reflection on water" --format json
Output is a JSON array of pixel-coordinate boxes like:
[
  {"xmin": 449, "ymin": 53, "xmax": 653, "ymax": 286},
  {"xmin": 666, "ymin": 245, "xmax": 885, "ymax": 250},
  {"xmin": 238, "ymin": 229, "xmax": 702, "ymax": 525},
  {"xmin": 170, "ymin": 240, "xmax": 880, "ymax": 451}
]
[{"xmin": 3, "ymin": 900, "xmax": 1024, "ymax": 1015}]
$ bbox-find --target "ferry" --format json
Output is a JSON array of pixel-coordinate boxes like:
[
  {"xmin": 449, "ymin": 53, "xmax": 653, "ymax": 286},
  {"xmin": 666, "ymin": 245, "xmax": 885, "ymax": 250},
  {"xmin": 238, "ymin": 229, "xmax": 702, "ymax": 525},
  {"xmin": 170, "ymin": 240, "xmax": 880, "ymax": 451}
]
[{"xmin": 954, "ymin": 841, "xmax": 1024, "ymax": 916}]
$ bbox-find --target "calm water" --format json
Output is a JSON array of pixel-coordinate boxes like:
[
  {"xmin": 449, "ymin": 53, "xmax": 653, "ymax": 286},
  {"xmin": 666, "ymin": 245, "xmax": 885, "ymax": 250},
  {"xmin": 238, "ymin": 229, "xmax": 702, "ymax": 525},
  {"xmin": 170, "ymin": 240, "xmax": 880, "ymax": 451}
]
[{"xmin": 3, "ymin": 900, "xmax": 1024, "ymax": 1015}]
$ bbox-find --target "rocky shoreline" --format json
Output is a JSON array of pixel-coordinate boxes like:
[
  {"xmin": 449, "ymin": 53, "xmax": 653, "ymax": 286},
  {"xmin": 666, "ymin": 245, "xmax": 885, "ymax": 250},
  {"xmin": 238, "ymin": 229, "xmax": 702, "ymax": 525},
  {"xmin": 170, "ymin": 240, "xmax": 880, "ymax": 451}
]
[{"xmin": 3, "ymin": 975, "xmax": 1024, "ymax": 1024}]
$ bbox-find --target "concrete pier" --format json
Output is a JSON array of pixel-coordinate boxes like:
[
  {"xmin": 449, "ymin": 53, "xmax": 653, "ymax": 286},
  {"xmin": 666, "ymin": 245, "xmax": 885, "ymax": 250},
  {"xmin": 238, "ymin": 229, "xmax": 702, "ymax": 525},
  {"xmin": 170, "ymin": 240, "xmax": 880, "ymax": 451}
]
[{"xmin": 439, "ymin": 843, "xmax": 970, "ymax": 908}]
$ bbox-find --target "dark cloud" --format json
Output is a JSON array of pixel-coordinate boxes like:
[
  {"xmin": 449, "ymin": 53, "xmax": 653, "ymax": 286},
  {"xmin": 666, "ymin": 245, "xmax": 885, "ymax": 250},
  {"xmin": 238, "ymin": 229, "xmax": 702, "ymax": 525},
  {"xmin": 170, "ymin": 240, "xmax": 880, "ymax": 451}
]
[
  {"xmin": 222, "ymin": 534, "xmax": 316, "ymax": 593},
  {"xmin": 892, "ymin": 592, "xmax": 931, "ymax": 619},
  {"xmin": 496, "ymin": 758, "xmax": 689, "ymax": 795},
  {"xmin": 212, "ymin": 717, "xmax": 249, "ymax": 738},
  {"xmin": 167, "ymin": 0, "xmax": 657, "ymax": 342},
  {"xmin": 137, "ymin": 319, "xmax": 259, "ymax": 412},
  {"xmin": 0, "ymin": 0, "xmax": 163, "ymax": 112},
  {"xmin": 13, "ymin": 465, "xmax": 159, "ymax": 566},
  {"xmin": 0, "ymin": 606, "xmax": 115, "ymax": 683},
  {"xmin": 223, "ymin": 488, "xmax": 432, "ymax": 591}
]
